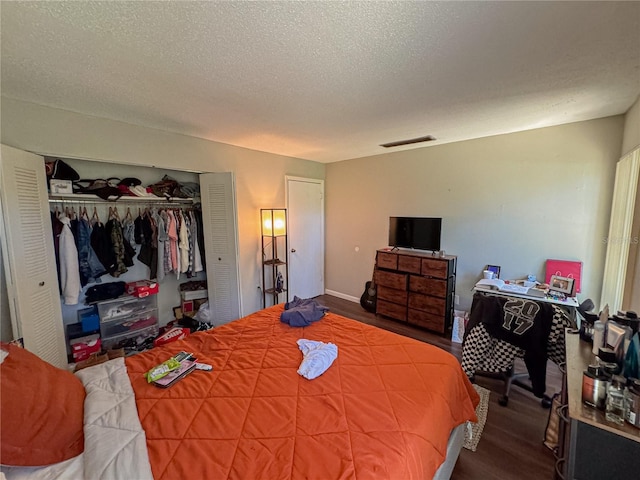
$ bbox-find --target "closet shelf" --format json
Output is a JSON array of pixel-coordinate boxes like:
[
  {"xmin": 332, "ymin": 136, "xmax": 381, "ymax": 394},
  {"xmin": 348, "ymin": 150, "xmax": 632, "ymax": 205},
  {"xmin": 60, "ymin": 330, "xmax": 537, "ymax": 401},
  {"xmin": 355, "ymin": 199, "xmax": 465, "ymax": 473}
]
[{"xmin": 48, "ymin": 193, "xmax": 196, "ymax": 204}]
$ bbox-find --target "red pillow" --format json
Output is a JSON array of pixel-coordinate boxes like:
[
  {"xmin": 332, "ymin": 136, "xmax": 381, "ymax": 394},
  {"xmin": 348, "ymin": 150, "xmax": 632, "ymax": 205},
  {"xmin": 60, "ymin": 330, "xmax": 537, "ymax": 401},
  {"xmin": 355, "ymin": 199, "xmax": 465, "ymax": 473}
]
[{"xmin": 0, "ymin": 342, "xmax": 85, "ymax": 466}]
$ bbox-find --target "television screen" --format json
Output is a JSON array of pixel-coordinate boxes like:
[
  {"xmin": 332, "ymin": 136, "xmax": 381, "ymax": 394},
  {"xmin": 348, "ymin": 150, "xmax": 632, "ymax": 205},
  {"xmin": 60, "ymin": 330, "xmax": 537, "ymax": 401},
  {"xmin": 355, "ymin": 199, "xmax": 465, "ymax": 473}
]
[{"xmin": 389, "ymin": 217, "xmax": 442, "ymax": 252}]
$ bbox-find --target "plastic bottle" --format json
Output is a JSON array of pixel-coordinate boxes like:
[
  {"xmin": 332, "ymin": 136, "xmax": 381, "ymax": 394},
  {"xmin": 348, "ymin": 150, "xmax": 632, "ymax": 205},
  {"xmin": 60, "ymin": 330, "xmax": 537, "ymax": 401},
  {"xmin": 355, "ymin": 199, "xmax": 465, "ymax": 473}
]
[{"xmin": 592, "ymin": 320, "xmax": 605, "ymax": 355}]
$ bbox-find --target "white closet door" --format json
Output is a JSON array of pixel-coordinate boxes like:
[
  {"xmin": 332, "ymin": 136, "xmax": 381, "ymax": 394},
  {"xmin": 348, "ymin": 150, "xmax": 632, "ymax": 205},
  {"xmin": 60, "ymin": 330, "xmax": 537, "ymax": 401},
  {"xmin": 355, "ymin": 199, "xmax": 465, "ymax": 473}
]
[
  {"xmin": 601, "ymin": 148, "xmax": 640, "ymax": 311},
  {"xmin": 0, "ymin": 144, "xmax": 67, "ymax": 368},
  {"xmin": 199, "ymin": 172, "xmax": 241, "ymax": 324}
]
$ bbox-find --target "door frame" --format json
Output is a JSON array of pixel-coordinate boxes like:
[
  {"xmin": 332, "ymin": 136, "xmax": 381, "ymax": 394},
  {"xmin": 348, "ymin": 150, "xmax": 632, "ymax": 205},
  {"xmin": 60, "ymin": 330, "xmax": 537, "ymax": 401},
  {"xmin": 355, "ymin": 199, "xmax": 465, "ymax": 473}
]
[{"xmin": 285, "ymin": 176, "xmax": 325, "ymax": 297}]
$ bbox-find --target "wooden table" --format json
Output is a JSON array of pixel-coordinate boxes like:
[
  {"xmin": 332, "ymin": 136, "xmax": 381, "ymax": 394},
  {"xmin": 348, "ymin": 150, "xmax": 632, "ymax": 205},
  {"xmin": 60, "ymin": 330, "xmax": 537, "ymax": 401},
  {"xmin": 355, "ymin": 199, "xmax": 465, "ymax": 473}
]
[{"xmin": 562, "ymin": 330, "xmax": 640, "ymax": 479}]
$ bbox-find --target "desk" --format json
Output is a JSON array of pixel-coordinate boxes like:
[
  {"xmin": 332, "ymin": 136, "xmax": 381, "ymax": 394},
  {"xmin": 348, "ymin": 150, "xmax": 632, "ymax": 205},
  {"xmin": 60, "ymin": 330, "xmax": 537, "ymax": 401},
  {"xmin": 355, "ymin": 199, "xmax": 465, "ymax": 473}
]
[
  {"xmin": 473, "ymin": 287, "xmax": 579, "ymax": 320},
  {"xmin": 559, "ymin": 331, "xmax": 640, "ymax": 479}
]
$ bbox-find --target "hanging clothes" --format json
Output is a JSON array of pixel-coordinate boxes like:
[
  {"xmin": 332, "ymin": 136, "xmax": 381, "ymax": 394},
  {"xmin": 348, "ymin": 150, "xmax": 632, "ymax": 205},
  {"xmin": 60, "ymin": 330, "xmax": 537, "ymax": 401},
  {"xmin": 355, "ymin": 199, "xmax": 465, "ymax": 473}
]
[
  {"xmin": 90, "ymin": 220, "xmax": 114, "ymax": 275},
  {"xmin": 58, "ymin": 214, "xmax": 81, "ymax": 305},
  {"xmin": 105, "ymin": 215, "xmax": 130, "ymax": 277},
  {"xmin": 193, "ymin": 206, "xmax": 206, "ymax": 272},
  {"xmin": 178, "ymin": 209, "xmax": 190, "ymax": 275},
  {"xmin": 76, "ymin": 216, "xmax": 106, "ymax": 286},
  {"xmin": 51, "ymin": 210, "xmax": 64, "ymax": 290},
  {"xmin": 121, "ymin": 208, "xmax": 136, "ymax": 247},
  {"xmin": 137, "ymin": 212, "xmax": 154, "ymax": 268},
  {"xmin": 162, "ymin": 210, "xmax": 173, "ymax": 276},
  {"xmin": 153, "ymin": 209, "xmax": 167, "ymax": 282},
  {"xmin": 189, "ymin": 210, "xmax": 204, "ymax": 274},
  {"xmin": 167, "ymin": 209, "xmax": 179, "ymax": 276}
]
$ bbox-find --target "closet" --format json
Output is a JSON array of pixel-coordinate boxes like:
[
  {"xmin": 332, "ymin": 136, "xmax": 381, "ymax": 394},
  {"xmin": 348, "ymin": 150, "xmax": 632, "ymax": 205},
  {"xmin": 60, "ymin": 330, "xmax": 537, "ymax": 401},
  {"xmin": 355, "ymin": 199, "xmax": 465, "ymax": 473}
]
[{"xmin": 0, "ymin": 144, "xmax": 241, "ymax": 368}]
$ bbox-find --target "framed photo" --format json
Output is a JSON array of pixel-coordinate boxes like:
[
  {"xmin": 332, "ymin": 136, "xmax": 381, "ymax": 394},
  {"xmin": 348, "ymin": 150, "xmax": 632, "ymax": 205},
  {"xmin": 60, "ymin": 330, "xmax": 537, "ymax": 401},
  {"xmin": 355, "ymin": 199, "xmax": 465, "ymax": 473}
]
[
  {"xmin": 486, "ymin": 265, "xmax": 501, "ymax": 279},
  {"xmin": 549, "ymin": 275, "xmax": 575, "ymax": 295}
]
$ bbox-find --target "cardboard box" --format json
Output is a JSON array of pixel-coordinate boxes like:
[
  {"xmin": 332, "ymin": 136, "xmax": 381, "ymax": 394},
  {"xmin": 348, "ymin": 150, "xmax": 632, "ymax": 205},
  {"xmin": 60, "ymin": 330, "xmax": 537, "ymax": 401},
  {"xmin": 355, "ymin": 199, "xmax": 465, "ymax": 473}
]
[
  {"xmin": 49, "ymin": 179, "xmax": 73, "ymax": 194},
  {"xmin": 126, "ymin": 280, "xmax": 159, "ymax": 298},
  {"xmin": 153, "ymin": 327, "xmax": 190, "ymax": 347},
  {"xmin": 180, "ymin": 289, "xmax": 207, "ymax": 317},
  {"xmin": 70, "ymin": 334, "xmax": 101, "ymax": 362},
  {"xmin": 78, "ymin": 306, "xmax": 100, "ymax": 333}
]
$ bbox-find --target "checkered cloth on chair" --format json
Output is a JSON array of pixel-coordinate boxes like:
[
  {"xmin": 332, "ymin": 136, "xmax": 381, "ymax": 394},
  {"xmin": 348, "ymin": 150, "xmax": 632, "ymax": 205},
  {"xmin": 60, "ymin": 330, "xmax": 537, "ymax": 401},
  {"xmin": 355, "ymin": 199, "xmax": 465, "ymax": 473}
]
[
  {"xmin": 461, "ymin": 305, "xmax": 572, "ymax": 378},
  {"xmin": 461, "ymin": 323, "xmax": 524, "ymax": 377}
]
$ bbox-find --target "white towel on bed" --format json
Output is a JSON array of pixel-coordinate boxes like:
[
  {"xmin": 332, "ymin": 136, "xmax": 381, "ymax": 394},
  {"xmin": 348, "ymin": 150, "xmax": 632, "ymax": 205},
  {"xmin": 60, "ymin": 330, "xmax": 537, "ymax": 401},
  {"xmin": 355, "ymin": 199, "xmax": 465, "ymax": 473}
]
[{"xmin": 297, "ymin": 339, "xmax": 338, "ymax": 380}]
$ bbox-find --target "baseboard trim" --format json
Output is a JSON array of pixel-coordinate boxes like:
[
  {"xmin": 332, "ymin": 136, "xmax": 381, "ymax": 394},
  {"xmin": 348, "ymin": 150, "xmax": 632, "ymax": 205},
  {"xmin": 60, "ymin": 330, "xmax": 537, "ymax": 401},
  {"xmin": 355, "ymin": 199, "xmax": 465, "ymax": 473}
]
[{"xmin": 324, "ymin": 289, "xmax": 359, "ymax": 303}]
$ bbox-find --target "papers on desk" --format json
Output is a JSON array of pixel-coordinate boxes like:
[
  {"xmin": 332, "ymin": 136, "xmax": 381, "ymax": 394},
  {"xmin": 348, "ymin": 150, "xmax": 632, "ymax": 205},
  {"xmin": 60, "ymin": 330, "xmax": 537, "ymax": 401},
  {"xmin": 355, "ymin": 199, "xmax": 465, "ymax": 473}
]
[{"xmin": 475, "ymin": 279, "xmax": 546, "ymax": 298}]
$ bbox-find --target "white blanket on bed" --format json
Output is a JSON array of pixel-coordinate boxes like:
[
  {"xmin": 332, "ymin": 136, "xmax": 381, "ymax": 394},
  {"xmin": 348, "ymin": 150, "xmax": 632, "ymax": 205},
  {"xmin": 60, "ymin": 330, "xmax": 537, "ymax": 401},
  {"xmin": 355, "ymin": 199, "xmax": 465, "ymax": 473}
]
[{"xmin": 1, "ymin": 358, "xmax": 153, "ymax": 480}]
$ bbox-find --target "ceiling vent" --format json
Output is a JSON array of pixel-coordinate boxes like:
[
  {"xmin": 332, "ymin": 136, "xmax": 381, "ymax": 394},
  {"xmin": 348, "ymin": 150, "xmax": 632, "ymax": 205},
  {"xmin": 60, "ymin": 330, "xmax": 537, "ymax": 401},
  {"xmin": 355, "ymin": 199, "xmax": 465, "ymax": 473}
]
[{"xmin": 380, "ymin": 135, "xmax": 436, "ymax": 148}]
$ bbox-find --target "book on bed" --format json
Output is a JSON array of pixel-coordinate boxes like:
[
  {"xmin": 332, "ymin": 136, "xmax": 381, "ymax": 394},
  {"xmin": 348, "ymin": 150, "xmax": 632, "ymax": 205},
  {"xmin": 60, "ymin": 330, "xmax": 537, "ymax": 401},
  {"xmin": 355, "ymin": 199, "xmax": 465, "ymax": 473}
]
[{"xmin": 152, "ymin": 358, "xmax": 197, "ymax": 388}]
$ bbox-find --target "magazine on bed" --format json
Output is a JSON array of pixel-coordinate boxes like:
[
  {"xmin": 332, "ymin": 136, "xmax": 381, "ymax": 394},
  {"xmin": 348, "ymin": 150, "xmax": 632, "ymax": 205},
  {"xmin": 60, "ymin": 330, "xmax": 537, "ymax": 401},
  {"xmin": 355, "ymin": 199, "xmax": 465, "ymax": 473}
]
[
  {"xmin": 153, "ymin": 357, "xmax": 197, "ymax": 388},
  {"xmin": 475, "ymin": 278, "xmax": 546, "ymax": 298}
]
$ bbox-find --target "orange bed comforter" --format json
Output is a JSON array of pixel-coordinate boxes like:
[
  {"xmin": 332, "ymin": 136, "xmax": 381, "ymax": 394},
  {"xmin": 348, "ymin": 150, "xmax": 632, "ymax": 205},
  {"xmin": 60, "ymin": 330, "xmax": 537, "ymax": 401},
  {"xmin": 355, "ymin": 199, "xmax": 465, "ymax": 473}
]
[{"xmin": 126, "ymin": 305, "xmax": 479, "ymax": 479}]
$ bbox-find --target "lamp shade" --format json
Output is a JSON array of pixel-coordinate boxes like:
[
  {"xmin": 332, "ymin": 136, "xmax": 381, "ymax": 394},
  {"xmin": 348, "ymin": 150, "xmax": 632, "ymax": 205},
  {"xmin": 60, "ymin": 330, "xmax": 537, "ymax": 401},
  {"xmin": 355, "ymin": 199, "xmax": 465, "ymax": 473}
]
[{"xmin": 261, "ymin": 209, "xmax": 286, "ymax": 236}]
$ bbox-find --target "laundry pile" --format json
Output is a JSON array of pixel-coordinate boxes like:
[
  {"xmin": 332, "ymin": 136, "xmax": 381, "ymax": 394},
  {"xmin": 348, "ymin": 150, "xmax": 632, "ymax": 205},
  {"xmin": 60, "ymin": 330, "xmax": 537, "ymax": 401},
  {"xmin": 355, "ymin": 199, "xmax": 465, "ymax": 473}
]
[
  {"xmin": 296, "ymin": 339, "xmax": 338, "ymax": 380},
  {"xmin": 280, "ymin": 296, "xmax": 329, "ymax": 327}
]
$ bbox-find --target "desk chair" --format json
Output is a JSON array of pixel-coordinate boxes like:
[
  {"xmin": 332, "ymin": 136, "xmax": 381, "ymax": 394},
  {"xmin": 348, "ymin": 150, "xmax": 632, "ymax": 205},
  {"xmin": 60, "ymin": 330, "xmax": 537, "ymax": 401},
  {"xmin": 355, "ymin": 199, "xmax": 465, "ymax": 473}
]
[{"xmin": 462, "ymin": 305, "xmax": 573, "ymax": 407}]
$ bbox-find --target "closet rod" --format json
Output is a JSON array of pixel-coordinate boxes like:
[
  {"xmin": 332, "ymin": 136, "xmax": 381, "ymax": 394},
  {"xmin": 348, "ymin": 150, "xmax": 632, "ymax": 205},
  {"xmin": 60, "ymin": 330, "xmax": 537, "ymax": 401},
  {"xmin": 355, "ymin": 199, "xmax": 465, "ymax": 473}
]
[{"xmin": 48, "ymin": 198, "xmax": 194, "ymax": 207}]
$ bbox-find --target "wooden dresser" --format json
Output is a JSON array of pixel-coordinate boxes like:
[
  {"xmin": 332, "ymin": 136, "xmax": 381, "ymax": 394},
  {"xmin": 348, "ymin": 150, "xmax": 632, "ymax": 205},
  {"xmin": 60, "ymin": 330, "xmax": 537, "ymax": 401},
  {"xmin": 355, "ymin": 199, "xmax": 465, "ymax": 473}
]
[{"xmin": 374, "ymin": 249, "xmax": 456, "ymax": 333}]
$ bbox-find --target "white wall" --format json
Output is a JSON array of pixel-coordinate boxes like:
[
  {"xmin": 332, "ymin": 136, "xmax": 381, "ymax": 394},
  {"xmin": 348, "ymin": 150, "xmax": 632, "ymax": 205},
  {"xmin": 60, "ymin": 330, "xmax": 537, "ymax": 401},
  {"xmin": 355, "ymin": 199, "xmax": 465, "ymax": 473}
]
[
  {"xmin": 325, "ymin": 116, "xmax": 624, "ymax": 312},
  {"xmin": 0, "ymin": 97, "xmax": 325, "ymax": 322}
]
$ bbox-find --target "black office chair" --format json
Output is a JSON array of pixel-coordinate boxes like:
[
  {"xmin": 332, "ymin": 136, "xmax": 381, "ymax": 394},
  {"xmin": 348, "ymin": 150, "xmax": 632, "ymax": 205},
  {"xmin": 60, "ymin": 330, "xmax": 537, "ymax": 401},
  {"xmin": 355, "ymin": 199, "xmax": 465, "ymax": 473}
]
[{"xmin": 462, "ymin": 305, "xmax": 573, "ymax": 408}]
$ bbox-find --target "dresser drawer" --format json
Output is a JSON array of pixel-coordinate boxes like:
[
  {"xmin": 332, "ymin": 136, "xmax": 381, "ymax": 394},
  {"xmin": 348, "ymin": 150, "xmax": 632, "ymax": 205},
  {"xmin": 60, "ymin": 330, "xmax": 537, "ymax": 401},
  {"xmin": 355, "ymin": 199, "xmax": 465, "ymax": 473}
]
[
  {"xmin": 376, "ymin": 251, "xmax": 398, "ymax": 270},
  {"xmin": 376, "ymin": 299, "xmax": 407, "ymax": 321},
  {"xmin": 421, "ymin": 258, "xmax": 449, "ymax": 279},
  {"xmin": 409, "ymin": 275, "xmax": 447, "ymax": 298},
  {"xmin": 407, "ymin": 309, "xmax": 445, "ymax": 333},
  {"xmin": 397, "ymin": 255, "xmax": 421, "ymax": 274},
  {"xmin": 375, "ymin": 270, "xmax": 407, "ymax": 290},
  {"xmin": 408, "ymin": 292, "xmax": 446, "ymax": 316},
  {"xmin": 377, "ymin": 285, "xmax": 408, "ymax": 305}
]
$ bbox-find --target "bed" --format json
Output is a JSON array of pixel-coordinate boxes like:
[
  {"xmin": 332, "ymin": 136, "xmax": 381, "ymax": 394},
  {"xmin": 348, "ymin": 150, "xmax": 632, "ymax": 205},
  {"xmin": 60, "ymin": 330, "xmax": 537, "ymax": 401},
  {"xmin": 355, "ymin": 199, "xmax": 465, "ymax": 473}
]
[{"xmin": 1, "ymin": 304, "xmax": 479, "ymax": 480}]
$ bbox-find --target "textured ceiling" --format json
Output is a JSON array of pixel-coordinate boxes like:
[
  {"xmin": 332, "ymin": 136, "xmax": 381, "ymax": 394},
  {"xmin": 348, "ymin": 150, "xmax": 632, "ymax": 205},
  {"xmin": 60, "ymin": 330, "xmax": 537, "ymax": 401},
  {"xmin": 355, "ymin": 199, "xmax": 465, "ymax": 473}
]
[{"xmin": 1, "ymin": 1, "xmax": 639, "ymax": 163}]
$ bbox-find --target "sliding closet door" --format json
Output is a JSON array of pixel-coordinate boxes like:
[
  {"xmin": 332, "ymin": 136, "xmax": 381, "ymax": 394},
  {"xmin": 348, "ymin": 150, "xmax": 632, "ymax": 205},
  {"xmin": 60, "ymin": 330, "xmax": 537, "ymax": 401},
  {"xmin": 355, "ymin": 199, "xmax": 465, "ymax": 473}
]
[
  {"xmin": 199, "ymin": 172, "xmax": 241, "ymax": 324},
  {"xmin": 601, "ymin": 148, "xmax": 640, "ymax": 312},
  {"xmin": 0, "ymin": 144, "xmax": 67, "ymax": 368}
]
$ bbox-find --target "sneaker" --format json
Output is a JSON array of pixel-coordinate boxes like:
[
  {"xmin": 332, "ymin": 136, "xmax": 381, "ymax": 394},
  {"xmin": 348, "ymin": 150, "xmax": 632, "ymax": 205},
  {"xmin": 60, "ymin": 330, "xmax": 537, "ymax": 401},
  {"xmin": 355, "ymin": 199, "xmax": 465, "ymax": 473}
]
[{"xmin": 103, "ymin": 306, "xmax": 133, "ymax": 319}]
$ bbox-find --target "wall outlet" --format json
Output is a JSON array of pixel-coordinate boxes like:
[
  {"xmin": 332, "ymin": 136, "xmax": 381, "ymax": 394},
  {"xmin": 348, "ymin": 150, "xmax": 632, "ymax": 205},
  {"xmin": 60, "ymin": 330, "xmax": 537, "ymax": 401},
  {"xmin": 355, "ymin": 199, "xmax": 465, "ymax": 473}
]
[{"xmin": 454, "ymin": 295, "xmax": 460, "ymax": 305}]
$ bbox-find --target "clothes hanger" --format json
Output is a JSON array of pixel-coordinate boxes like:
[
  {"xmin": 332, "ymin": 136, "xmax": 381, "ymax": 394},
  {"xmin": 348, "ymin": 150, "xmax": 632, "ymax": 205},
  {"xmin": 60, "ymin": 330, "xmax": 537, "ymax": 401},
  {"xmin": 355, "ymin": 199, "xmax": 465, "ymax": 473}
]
[{"xmin": 91, "ymin": 206, "xmax": 100, "ymax": 224}]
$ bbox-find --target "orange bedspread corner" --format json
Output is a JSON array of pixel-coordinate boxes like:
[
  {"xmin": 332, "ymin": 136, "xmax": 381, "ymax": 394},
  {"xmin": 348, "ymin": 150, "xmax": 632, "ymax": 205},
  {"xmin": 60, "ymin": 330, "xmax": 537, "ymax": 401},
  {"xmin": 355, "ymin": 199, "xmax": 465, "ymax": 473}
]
[{"xmin": 126, "ymin": 305, "xmax": 478, "ymax": 480}]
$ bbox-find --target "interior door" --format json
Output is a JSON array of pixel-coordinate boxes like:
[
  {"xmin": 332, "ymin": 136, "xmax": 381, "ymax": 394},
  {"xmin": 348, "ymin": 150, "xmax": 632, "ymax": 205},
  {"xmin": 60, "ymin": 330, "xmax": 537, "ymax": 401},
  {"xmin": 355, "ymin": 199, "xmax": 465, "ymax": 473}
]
[
  {"xmin": 286, "ymin": 176, "xmax": 324, "ymax": 299},
  {"xmin": 0, "ymin": 144, "xmax": 67, "ymax": 368},
  {"xmin": 199, "ymin": 172, "xmax": 242, "ymax": 324}
]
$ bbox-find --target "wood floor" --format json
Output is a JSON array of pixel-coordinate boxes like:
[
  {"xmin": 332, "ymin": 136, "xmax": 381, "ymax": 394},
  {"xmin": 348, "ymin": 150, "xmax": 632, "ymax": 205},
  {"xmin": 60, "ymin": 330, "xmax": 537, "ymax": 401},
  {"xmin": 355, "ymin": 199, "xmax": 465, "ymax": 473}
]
[{"xmin": 316, "ymin": 294, "xmax": 560, "ymax": 480}]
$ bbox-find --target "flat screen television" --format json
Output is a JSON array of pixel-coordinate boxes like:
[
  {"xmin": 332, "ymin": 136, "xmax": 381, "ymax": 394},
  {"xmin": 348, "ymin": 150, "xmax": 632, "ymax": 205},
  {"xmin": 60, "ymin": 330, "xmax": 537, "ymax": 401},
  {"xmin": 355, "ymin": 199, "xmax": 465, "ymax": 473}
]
[{"xmin": 389, "ymin": 217, "xmax": 442, "ymax": 252}]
